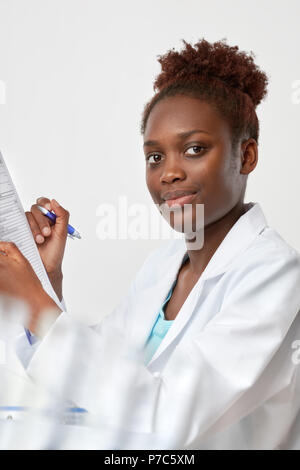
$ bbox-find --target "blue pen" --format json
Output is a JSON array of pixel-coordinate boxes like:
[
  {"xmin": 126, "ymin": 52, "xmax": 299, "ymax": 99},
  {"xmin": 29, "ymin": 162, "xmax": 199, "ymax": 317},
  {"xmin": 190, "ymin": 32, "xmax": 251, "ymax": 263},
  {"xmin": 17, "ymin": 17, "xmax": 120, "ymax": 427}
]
[{"xmin": 37, "ymin": 205, "xmax": 81, "ymax": 239}]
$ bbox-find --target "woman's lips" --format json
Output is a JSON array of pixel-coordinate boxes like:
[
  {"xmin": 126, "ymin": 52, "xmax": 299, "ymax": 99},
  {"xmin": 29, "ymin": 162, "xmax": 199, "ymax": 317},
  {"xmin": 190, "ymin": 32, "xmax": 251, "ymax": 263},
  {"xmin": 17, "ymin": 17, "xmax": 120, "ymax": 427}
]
[{"xmin": 165, "ymin": 192, "xmax": 198, "ymax": 208}]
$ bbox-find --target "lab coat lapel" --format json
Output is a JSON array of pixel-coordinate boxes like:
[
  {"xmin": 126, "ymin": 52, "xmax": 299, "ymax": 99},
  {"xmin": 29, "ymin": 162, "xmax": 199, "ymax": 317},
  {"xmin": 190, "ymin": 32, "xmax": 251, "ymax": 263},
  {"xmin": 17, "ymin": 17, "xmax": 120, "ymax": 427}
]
[
  {"xmin": 128, "ymin": 242, "xmax": 187, "ymax": 351},
  {"xmin": 147, "ymin": 275, "xmax": 205, "ymax": 365},
  {"xmin": 132, "ymin": 202, "xmax": 268, "ymax": 366},
  {"xmin": 201, "ymin": 202, "xmax": 268, "ymax": 280}
]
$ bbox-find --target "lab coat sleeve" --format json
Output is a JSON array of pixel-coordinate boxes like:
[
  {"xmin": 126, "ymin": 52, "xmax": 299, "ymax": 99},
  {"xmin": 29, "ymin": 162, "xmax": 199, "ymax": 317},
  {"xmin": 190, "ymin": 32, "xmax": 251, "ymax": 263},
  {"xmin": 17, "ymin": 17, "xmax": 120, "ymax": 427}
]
[
  {"xmin": 14, "ymin": 296, "xmax": 68, "ymax": 370},
  {"xmin": 23, "ymin": 246, "xmax": 300, "ymax": 448},
  {"xmin": 13, "ymin": 242, "xmax": 163, "ymax": 370}
]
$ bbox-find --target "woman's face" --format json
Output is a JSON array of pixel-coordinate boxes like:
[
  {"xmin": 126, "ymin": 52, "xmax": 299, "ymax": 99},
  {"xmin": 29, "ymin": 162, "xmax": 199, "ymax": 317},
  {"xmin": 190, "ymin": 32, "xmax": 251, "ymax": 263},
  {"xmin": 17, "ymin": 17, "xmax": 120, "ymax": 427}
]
[{"xmin": 144, "ymin": 94, "xmax": 248, "ymax": 233}]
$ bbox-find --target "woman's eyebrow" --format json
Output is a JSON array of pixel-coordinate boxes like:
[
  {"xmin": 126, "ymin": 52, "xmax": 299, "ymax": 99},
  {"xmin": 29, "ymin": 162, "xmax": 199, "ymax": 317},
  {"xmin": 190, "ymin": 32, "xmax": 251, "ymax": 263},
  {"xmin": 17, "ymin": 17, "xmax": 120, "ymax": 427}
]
[{"xmin": 143, "ymin": 129, "xmax": 211, "ymax": 147}]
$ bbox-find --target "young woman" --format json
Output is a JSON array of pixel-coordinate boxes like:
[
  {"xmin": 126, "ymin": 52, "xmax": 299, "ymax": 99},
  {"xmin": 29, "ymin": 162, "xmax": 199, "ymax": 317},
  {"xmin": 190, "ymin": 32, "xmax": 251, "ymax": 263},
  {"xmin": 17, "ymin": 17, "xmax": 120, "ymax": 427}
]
[{"xmin": 0, "ymin": 38, "xmax": 300, "ymax": 449}]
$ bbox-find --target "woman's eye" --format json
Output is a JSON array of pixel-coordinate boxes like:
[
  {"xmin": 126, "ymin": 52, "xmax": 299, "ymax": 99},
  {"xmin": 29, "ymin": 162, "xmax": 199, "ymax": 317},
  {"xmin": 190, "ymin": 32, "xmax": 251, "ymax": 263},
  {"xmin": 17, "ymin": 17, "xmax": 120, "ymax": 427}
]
[
  {"xmin": 146, "ymin": 154, "xmax": 162, "ymax": 164},
  {"xmin": 185, "ymin": 145, "xmax": 206, "ymax": 156},
  {"xmin": 146, "ymin": 146, "xmax": 206, "ymax": 164}
]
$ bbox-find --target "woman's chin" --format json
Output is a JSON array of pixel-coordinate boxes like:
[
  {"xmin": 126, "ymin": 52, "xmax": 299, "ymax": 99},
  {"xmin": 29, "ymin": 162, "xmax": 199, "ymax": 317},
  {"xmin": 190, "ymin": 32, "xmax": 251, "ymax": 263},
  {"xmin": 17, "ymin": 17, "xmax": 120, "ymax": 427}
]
[{"xmin": 160, "ymin": 202, "xmax": 204, "ymax": 234}]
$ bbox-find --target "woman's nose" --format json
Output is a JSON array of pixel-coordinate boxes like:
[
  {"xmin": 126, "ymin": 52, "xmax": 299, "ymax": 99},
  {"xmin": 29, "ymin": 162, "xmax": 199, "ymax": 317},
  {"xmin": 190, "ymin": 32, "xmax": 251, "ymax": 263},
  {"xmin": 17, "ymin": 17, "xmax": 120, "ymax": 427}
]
[{"xmin": 160, "ymin": 155, "xmax": 185, "ymax": 184}]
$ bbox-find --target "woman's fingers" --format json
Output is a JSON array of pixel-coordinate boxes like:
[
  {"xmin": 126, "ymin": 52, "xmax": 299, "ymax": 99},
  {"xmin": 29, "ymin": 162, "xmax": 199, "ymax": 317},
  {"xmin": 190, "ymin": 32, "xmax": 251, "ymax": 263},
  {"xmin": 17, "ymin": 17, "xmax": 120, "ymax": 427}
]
[
  {"xmin": 25, "ymin": 211, "xmax": 45, "ymax": 244},
  {"xmin": 27, "ymin": 196, "xmax": 70, "ymax": 243},
  {"xmin": 30, "ymin": 203, "xmax": 53, "ymax": 237}
]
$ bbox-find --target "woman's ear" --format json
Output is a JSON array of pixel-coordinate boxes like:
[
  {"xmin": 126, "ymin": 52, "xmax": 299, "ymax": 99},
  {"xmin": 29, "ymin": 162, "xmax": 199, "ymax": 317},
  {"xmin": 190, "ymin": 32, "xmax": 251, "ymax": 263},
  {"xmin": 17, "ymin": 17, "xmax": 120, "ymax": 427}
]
[{"xmin": 240, "ymin": 138, "xmax": 258, "ymax": 175}]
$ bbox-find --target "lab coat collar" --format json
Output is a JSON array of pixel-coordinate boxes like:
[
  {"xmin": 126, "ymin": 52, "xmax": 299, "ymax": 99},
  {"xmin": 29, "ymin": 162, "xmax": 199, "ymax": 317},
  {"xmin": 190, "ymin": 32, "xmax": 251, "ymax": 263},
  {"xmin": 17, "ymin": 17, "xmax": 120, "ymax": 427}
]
[
  {"xmin": 198, "ymin": 201, "xmax": 268, "ymax": 280},
  {"xmin": 157, "ymin": 201, "xmax": 268, "ymax": 282}
]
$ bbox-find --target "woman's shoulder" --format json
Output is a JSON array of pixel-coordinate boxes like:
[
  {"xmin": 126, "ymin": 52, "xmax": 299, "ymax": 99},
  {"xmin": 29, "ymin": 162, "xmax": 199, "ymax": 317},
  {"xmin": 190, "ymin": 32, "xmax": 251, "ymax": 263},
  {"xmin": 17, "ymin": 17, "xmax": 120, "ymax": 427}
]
[
  {"xmin": 216, "ymin": 227, "xmax": 300, "ymax": 333},
  {"xmin": 227, "ymin": 225, "xmax": 300, "ymax": 290},
  {"xmin": 245, "ymin": 226, "xmax": 300, "ymax": 265},
  {"xmin": 260, "ymin": 226, "xmax": 300, "ymax": 257}
]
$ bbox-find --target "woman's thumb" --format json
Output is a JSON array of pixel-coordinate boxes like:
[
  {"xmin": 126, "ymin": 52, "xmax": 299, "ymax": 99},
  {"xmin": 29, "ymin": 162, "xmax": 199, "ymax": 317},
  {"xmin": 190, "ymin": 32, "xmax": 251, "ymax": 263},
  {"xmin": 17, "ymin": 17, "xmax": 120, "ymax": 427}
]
[{"xmin": 50, "ymin": 199, "xmax": 70, "ymax": 236}]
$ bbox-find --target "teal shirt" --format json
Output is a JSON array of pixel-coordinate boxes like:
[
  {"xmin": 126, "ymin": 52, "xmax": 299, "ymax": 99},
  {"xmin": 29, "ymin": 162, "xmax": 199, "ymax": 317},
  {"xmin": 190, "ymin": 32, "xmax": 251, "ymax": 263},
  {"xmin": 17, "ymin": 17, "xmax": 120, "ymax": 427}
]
[
  {"xmin": 143, "ymin": 252, "xmax": 189, "ymax": 366},
  {"xmin": 143, "ymin": 280, "xmax": 176, "ymax": 365}
]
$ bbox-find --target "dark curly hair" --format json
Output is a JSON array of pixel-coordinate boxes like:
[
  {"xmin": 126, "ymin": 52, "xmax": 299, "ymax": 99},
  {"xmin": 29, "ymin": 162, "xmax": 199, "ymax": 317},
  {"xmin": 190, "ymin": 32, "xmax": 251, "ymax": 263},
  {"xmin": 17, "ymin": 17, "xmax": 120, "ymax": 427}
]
[{"xmin": 140, "ymin": 38, "xmax": 269, "ymax": 152}]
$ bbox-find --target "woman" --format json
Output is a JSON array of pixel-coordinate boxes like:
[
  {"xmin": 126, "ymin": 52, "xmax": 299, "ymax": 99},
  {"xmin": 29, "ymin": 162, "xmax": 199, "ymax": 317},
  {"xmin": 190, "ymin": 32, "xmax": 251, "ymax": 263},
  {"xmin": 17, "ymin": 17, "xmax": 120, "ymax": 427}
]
[{"xmin": 1, "ymin": 38, "xmax": 300, "ymax": 449}]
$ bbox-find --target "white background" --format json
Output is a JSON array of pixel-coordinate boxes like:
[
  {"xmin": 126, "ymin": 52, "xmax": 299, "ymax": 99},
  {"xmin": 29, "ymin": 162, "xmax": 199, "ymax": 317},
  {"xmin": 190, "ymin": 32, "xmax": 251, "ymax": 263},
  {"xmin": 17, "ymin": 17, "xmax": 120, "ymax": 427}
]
[{"xmin": 0, "ymin": 0, "xmax": 299, "ymax": 322}]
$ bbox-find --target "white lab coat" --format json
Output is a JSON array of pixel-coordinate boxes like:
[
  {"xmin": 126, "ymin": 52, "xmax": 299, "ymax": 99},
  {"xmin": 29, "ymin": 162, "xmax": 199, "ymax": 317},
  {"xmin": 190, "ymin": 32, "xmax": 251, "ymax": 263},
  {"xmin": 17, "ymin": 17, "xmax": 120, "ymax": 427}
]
[{"xmin": 14, "ymin": 202, "xmax": 300, "ymax": 449}]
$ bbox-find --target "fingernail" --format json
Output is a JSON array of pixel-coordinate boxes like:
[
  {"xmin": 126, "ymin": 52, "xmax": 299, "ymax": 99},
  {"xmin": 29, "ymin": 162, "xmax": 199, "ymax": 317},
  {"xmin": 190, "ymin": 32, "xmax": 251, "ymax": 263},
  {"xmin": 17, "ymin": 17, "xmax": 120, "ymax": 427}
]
[
  {"xmin": 42, "ymin": 227, "xmax": 50, "ymax": 236},
  {"xmin": 36, "ymin": 235, "xmax": 44, "ymax": 243},
  {"xmin": 45, "ymin": 203, "xmax": 51, "ymax": 211}
]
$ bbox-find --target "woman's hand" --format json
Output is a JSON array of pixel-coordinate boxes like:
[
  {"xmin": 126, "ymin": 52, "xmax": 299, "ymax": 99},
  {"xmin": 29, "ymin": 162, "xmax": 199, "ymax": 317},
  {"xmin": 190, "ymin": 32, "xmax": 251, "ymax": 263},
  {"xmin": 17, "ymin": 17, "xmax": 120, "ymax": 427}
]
[
  {"xmin": 0, "ymin": 241, "xmax": 61, "ymax": 335},
  {"xmin": 25, "ymin": 197, "xmax": 70, "ymax": 301}
]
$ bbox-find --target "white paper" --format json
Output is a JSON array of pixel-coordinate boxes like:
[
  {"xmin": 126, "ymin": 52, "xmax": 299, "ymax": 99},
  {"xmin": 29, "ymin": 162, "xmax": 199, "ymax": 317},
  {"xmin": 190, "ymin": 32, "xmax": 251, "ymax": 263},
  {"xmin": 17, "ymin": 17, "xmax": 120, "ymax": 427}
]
[{"xmin": 0, "ymin": 151, "xmax": 63, "ymax": 310}]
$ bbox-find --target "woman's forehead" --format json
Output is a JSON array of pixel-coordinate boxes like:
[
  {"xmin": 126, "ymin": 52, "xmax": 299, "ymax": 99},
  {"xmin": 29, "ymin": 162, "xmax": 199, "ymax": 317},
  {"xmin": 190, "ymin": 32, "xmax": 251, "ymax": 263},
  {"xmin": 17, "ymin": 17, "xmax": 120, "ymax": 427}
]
[{"xmin": 144, "ymin": 95, "xmax": 229, "ymax": 141}]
